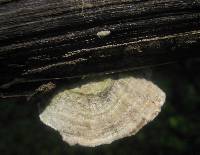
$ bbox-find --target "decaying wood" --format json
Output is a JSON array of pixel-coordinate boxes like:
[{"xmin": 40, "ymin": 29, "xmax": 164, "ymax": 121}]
[
  {"xmin": 0, "ymin": 0, "xmax": 200, "ymax": 97},
  {"xmin": 1, "ymin": 0, "xmax": 199, "ymax": 147}
]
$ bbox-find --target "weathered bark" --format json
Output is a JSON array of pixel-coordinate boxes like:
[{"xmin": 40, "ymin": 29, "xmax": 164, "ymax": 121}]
[{"xmin": 0, "ymin": 0, "xmax": 200, "ymax": 98}]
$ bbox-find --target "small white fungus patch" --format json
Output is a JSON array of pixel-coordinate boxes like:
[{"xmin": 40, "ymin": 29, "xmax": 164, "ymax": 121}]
[{"xmin": 97, "ymin": 30, "xmax": 111, "ymax": 38}]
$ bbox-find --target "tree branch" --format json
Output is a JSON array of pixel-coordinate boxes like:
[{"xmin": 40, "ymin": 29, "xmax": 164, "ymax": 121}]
[{"xmin": 0, "ymin": 0, "xmax": 200, "ymax": 98}]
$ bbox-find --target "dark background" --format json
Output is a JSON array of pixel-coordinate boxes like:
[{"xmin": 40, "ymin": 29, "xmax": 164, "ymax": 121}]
[{"xmin": 0, "ymin": 59, "xmax": 200, "ymax": 155}]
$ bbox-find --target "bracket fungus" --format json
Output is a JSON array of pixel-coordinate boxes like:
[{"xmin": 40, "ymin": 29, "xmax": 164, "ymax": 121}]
[{"xmin": 39, "ymin": 72, "xmax": 166, "ymax": 147}]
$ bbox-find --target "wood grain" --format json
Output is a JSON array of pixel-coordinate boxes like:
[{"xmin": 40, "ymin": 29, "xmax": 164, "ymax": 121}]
[{"xmin": 0, "ymin": 0, "xmax": 200, "ymax": 97}]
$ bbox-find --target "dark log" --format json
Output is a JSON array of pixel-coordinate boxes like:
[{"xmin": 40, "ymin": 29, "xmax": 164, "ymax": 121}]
[{"xmin": 0, "ymin": 0, "xmax": 200, "ymax": 98}]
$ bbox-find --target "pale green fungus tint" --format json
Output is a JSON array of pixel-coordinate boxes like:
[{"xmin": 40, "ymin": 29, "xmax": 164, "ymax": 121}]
[{"xmin": 69, "ymin": 78, "xmax": 113, "ymax": 95}]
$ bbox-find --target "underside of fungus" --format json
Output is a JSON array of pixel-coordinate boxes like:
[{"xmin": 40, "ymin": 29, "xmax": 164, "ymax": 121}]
[{"xmin": 39, "ymin": 72, "xmax": 166, "ymax": 147}]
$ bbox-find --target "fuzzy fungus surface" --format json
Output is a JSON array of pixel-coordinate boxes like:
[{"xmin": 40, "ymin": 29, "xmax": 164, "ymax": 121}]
[{"xmin": 39, "ymin": 73, "xmax": 166, "ymax": 147}]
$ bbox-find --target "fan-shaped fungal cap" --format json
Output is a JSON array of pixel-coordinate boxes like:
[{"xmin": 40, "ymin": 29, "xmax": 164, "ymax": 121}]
[{"xmin": 39, "ymin": 73, "xmax": 165, "ymax": 147}]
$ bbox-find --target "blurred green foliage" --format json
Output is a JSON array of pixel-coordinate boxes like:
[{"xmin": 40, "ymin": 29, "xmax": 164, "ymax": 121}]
[{"xmin": 0, "ymin": 62, "xmax": 200, "ymax": 155}]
